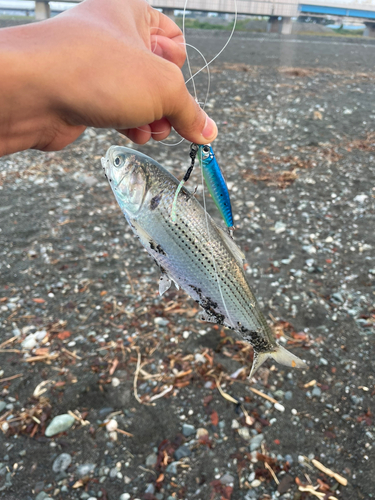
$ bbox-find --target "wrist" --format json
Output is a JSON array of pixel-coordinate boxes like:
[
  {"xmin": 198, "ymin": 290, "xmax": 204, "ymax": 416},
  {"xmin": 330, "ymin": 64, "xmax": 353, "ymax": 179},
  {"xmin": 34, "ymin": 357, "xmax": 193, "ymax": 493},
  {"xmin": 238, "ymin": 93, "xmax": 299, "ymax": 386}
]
[{"xmin": 0, "ymin": 24, "xmax": 56, "ymax": 156}]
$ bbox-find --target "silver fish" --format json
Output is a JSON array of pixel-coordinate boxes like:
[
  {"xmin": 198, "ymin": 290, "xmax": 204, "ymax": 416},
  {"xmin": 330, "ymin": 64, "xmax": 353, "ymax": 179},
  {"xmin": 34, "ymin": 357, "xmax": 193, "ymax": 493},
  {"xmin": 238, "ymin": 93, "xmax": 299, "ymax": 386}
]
[{"xmin": 102, "ymin": 146, "xmax": 307, "ymax": 377}]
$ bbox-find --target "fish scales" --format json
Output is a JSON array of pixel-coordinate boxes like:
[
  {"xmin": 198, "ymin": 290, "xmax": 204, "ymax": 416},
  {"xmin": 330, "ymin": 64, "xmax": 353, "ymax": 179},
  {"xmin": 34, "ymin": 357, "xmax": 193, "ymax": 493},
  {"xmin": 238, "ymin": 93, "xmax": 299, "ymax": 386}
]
[{"xmin": 102, "ymin": 146, "xmax": 307, "ymax": 376}]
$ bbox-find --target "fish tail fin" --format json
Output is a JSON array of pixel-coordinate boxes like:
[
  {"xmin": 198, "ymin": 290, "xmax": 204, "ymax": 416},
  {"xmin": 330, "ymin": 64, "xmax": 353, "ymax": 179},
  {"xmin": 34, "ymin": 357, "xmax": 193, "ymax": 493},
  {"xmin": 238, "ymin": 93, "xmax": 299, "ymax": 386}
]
[
  {"xmin": 249, "ymin": 345, "xmax": 307, "ymax": 379},
  {"xmin": 248, "ymin": 351, "xmax": 271, "ymax": 379},
  {"xmin": 270, "ymin": 344, "xmax": 307, "ymax": 370}
]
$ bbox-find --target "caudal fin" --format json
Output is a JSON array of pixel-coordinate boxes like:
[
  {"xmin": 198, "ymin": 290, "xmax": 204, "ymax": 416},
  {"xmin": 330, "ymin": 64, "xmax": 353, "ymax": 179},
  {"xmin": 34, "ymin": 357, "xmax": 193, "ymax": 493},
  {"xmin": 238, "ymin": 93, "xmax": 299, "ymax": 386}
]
[{"xmin": 249, "ymin": 344, "xmax": 307, "ymax": 379}]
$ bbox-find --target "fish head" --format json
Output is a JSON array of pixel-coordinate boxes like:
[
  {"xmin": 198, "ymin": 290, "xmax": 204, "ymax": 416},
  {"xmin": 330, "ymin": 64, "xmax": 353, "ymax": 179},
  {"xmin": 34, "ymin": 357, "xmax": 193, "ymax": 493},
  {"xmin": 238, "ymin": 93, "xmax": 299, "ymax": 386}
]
[
  {"xmin": 102, "ymin": 146, "xmax": 148, "ymax": 216},
  {"xmin": 197, "ymin": 144, "xmax": 214, "ymax": 165}
]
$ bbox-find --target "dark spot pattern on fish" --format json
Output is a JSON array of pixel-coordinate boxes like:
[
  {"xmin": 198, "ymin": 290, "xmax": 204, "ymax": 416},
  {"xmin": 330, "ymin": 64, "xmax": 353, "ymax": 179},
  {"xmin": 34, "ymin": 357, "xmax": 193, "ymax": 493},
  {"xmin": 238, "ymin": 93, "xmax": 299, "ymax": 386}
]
[
  {"xmin": 149, "ymin": 241, "xmax": 166, "ymax": 256},
  {"xmin": 239, "ymin": 325, "xmax": 274, "ymax": 352},
  {"xmin": 150, "ymin": 192, "xmax": 163, "ymax": 211}
]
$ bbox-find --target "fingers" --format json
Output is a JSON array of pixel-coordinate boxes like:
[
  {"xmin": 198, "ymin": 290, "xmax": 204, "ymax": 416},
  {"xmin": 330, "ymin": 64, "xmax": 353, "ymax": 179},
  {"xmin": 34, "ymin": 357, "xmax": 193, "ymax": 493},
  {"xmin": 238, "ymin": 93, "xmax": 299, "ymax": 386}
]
[
  {"xmin": 149, "ymin": 8, "xmax": 186, "ymax": 68},
  {"xmin": 150, "ymin": 118, "xmax": 171, "ymax": 141},
  {"xmin": 160, "ymin": 65, "xmax": 218, "ymax": 145},
  {"xmin": 118, "ymin": 124, "xmax": 152, "ymax": 145},
  {"xmin": 151, "ymin": 34, "xmax": 186, "ymax": 67}
]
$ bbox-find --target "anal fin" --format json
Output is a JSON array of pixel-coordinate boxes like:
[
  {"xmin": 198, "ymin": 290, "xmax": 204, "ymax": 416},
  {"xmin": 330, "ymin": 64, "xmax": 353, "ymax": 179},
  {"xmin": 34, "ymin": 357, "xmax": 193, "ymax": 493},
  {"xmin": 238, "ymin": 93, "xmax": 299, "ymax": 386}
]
[{"xmin": 159, "ymin": 272, "xmax": 172, "ymax": 297}]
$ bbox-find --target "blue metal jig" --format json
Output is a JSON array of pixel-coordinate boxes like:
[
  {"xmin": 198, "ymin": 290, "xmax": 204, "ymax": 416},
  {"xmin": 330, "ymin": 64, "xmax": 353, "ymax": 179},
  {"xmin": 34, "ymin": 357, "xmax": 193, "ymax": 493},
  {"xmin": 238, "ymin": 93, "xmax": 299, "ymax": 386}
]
[{"xmin": 197, "ymin": 144, "xmax": 234, "ymax": 231}]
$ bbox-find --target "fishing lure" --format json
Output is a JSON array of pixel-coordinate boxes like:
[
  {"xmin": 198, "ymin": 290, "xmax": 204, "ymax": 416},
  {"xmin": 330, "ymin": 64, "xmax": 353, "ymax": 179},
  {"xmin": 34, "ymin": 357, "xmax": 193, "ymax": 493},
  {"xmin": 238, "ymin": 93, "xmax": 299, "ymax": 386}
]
[
  {"xmin": 171, "ymin": 143, "xmax": 235, "ymax": 234},
  {"xmin": 197, "ymin": 144, "xmax": 234, "ymax": 232}
]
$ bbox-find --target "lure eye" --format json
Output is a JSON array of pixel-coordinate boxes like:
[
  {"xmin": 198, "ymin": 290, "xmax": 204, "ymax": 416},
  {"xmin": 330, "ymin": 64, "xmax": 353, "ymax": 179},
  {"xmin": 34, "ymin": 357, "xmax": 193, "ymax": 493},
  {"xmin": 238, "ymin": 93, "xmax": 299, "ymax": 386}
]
[{"xmin": 203, "ymin": 146, "xmax": 210, "ymax": 153}]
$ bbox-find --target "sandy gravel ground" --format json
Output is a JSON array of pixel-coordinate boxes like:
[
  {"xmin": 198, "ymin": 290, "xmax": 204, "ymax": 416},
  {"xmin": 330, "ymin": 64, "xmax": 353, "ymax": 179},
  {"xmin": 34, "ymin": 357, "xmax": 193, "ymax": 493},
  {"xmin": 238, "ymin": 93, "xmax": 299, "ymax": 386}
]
[{"xmin": 1, "ymin": 31, "xmax": 375, "ymax": 500}]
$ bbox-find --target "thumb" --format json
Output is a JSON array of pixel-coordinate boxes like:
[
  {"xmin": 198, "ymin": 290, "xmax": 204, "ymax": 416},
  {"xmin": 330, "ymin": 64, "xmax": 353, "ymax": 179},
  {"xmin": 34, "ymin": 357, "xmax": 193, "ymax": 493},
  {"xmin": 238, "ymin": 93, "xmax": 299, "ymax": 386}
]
[{"xmin": 161, "ymin": 65, "xmax": 218, "ymax": 145}]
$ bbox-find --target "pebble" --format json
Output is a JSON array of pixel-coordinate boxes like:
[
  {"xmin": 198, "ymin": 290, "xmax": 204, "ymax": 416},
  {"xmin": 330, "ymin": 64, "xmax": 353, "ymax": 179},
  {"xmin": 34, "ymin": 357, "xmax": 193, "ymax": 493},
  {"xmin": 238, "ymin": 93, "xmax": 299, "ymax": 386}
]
[
  {"xmin": 231, "ymin": 419, "xmax": 240, "ymax": 429},
  {"xmin": 119, "ymin": 494, "xmax": 131, "ymax": 500},
  {"xmin": 174, "ymin": 445, "xmax": 191, "ymax": 460},
  {"xmin": 105, "ymin": 419, "xmax": 118, "ymax": 432},
  {"xmin": 284, "ymin": 391, "xmax": 293, "ymax": 400},
  {"xmin": 45, "ymin": 414, "xmax": 75, "ymax": 437},
  {"xmin": 111, "ymin": 377, "xmax": 120, "ymax": 387},
  {"xmin": 220, "ymin": 473, "xmax": 234, "ymax": 485},
  {"xmin": 249, "ymin": 433, "xmax": 264, "ymax": 451},
  {"xmin": 251, "ymin": 479, "xmax": 261, "ymax": 488},
  {"xmin": 312, "ymin": 386, "xmax": 322, "ymax": 397},
  {"xmin": 154, "ymin": 317, "xmax": 169, "ymax": 326},
  {"xmin": 182, "ymin": 423, "xmax": 196, "ymax": 437},
  {"xmin": 35, "ymin": 493, "xmax": 52, "ymax": 500},
  {"xmin": 0, "ymin": 401, "xmax": 6, "ymax": 412},
  {"xmin": 145, "ymin": 484, "xmax": 155, "ymax": 494},
  {"xmin": 77, "ymin": 463, "xmax": 95, "ymax": 478},
  {"xmin": 238, "ymin": 427, "xmax": 251, "ymax": 441},
  {"xmin": 166, "ymin": 461, "xmax": 178, "ymax": 475},
  {"xmin": 52, "ymin": 453, "xmax": 72, "ymax": 473},
  {"xmin": 21, "ymin": 334, "xmax": 37, "ymax": 350},
  {"xmin": 274, "ymin": 221, "xmax": 286, "ymax": 234},
  {"xmin": 145, "ymin": 453, "xmax": 157, "ymax": 467},
  {"xmin": 274, "ymin": 402, "xmax": 285, "ymax": 412}
]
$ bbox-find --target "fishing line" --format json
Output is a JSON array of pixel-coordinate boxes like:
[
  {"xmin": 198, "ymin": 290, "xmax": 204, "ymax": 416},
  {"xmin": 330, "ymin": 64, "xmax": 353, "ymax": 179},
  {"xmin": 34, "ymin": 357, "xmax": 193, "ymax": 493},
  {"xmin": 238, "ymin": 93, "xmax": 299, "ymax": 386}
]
[{"xmin": 199, "ymin": 147, "xmax": 237, "ymax": 331}]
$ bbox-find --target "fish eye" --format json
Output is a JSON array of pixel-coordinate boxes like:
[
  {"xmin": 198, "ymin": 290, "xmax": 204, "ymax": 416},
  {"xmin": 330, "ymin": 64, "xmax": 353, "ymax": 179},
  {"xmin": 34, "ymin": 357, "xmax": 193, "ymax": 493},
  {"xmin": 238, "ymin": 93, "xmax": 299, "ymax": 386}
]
[
  {"xmin": 113, "ymin": 155, "xmax": 124, "ymax": 168},
  {"xmin": 203, "ymin": 146, "xmax": 210, "ymax": 153}
]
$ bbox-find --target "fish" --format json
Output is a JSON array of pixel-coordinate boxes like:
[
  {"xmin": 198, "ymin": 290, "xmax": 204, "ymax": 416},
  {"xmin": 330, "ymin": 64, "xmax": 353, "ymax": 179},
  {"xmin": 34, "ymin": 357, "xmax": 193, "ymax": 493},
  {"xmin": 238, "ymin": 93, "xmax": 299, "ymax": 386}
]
[
  {"xmin": 196, "ymin": 144, "xmax": 234, "ymax": 231},
  {"xmin": 102, "ymin": 145, "xmax": 307, "ymax": 377}
]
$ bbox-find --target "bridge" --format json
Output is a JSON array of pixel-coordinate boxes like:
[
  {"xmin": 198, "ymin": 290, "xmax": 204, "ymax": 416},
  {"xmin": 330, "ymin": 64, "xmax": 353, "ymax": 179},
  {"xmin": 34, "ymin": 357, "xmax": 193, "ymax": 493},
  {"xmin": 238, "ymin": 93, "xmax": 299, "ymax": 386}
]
[{"xmin": 5, "ymin": 0, "xmax": 375, "ymax": 36}]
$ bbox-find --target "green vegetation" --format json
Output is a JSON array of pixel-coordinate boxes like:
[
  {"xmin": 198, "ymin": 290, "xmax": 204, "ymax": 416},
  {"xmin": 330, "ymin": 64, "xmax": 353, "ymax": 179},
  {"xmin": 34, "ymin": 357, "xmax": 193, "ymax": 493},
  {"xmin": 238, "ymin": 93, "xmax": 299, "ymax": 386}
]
[
  {"xmin": 331, "ymin": 25, "xmax": 363, "ymax": 36},
  {"xmin": 175, "ymin": 18, "xmax": 259, "ymax": 31}
]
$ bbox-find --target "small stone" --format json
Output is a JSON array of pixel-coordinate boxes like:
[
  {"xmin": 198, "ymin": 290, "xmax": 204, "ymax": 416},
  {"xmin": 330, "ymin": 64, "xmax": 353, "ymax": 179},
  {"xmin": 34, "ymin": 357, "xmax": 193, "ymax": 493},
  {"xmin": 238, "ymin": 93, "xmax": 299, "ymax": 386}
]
[
  {"xmin": 284, "ymin": 391, "xmax": 293, "ymax": 401},
  {"xmin": 274, "ymin": 403, "xmax": 285, "ymax": 412},
  {"xmin": 174, "ymin": 445, "xmax": 191, "ymax": 460},
  {"xmin": 22, "ymin": 334, "xmax": 37, "ymax": 350},
  {"xmin": 111, "ymin": 377, "xmax": 120, "ymax": 388},
  {"xmin": 274, "ymin": 221, "xmax": 286, "ymax": 234},
  {"xmin": 166, "ymin": 461, "xmax": 178, "ymax": 475},
  {"xmin": 98, "ymin": 408, "xmax": 114, "ymax": 418},
  {"xmin": 0, "ymin": 401, "xmax": 6, "ymax": 412},
  {"xmin": 238, "ymin": 427, "xmax": 251, "ymax": 441},
  {"xmin": 312, "ymin": 387, "xmax": 322, "ymax": 397},
  {"xmin": 319, "ymin": 357, "xmax": 328, "ymax": 366},
  {"xmin": 354, "ymin": 194, "xmax": 368, "ymax": 203},
  {"xmin": 35, "ymin": 493, "xmax": 50, "ymax": 500},
  {"xmin": 76, "ymin": 463, "xmax": 95, "ymax": 478},
  {"xmin": 45, "ymin": 414, "xmax": 75, "ymax": 437},
  {"xmin": 231, "ymin": 419, "xmax": 239, "ymax": 429},
  {"xmin": 182, "ymin": 423, "xmax": 196, "ymax": 437},
  {"xmin": 105, "ymin": 419, "xmax": 118, "ymax": 432},
  {"xmin": 154, "ymin": 317, "xmax": 169, "ymax": 326},
  {"xmin": 145, "ymin": 484, "xmax": 155, "ymax": 494},
  {"xmin": 80, "ymin": 494, "xmax": 90, "ymax": 500},
  {"xmin": 249, "ymin": 433, "xmax": 264, "ymax": 451},
  {"xmin": 251, "ymin": 479, "xmax": 261, "ymax": 487},
  {"xmin": 19, "ymin": 450, "xmax": 26, "ymax": 457},
  {"xmin": 87, "ymin": 498, "xmax": 97, "ymax": 500},
  {"xmin": 285, "ymin": 454, "xmax": 293, "ymax": 464},
  {"xmin": 52, "ymin": 453, "xmax": 72, "ymax": 473},
  {"xmin": 145, "ymin": 453, "xmax": 157, "ymax": 467},
  {"xmin": 119, "ymin": 494, "xmax": 131, "ymax": 500},
  {"xmin": 220, "ymin": 473, "xmax": 234, "ymax": 485}
]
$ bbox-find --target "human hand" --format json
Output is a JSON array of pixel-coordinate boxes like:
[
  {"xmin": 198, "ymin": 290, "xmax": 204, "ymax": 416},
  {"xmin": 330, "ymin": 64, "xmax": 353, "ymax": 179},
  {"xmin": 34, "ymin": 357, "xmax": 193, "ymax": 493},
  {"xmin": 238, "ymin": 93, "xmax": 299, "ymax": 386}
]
[{"xmin": 0, "ymin": 0, "xmax": 217, "ymax": 156}]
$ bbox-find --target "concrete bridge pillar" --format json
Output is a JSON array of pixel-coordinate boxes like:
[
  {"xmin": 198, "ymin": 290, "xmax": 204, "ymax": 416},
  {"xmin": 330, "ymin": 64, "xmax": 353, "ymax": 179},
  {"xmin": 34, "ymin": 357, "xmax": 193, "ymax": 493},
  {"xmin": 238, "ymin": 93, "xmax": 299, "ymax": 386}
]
[
  {"xmin": 280, "ymin": 17, "xmax": 292, "ymax": 35},
  {"xmin": 162, "ymin": 8, "xmax": 175, "ymax": 21},
  {"xmin": 267, "ymin": 16, "xmax": 279, "ymax": 33},
  {"xmin": 35, "ymin": 1, "xmax": 50, "ymax": 21},
  {"xmin": 364, "ymin": 22, "xmax": 375, "ymax": 37}
]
